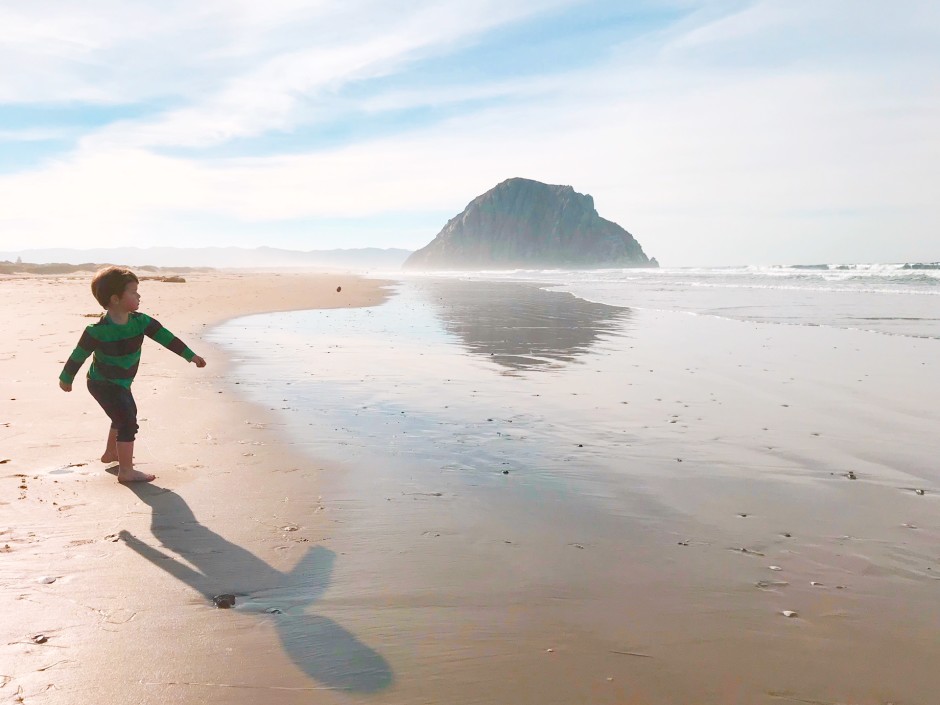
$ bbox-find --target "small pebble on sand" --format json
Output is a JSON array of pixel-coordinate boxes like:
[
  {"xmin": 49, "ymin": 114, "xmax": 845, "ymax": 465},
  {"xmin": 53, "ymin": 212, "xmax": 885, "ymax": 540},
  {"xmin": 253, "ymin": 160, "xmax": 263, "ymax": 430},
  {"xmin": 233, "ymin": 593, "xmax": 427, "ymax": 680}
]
[
  {"xmin": 781, "ymin": 610, "xmax": 798, "ymax": 618},
  {"xmin": 213, "ymin": 594, "xmax": 236, "ymax": 608},
  {"xmin": 755, "ymin": 580, "xmax": 788, "ymax": 588}
]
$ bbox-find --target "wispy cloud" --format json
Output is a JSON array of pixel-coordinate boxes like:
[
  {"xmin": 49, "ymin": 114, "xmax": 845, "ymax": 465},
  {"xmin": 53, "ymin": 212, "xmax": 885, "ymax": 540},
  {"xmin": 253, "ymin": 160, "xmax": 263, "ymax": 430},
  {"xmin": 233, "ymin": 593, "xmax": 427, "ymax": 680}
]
[{"xmin": 0, "ymin": 0, "xmax": 937, "ymax": 264}]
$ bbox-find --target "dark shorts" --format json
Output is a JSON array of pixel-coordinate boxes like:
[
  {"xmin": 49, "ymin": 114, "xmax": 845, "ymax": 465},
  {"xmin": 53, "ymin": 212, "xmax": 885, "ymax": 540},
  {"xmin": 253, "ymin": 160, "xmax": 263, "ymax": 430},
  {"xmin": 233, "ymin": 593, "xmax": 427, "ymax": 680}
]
[{"xmin": 87, "ymin": 379, "xmax": 138, "ymax": 442}]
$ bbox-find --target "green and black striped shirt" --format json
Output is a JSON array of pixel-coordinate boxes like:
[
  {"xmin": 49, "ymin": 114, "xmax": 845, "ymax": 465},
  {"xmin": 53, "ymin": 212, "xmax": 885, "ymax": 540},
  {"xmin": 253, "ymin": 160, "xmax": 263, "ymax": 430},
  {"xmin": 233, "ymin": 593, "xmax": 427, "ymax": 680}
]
[{"xmin": 60, "ymin": 312, "xmax": 195, "ymax": 388}]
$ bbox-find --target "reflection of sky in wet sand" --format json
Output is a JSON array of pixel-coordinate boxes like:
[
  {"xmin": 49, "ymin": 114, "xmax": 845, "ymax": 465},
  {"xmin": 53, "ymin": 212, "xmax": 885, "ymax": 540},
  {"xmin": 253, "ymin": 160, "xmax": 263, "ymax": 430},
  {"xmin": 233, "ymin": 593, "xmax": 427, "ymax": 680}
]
[
  {"xmin": 416, "ymin": 280, "xmax": 630, "ymax": 372},
  {"xmin": 209, "ymin": 279, "xmax": 644, "ymax": 506}
]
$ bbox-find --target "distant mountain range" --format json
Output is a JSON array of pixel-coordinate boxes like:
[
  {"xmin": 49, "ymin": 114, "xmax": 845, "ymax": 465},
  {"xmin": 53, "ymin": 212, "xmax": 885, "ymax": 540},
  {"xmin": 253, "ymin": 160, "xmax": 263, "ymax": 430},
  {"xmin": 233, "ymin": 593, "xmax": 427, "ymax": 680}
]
[{"xmin": 0, "ymin": 246, "xmax": 412, "ymax": 270}]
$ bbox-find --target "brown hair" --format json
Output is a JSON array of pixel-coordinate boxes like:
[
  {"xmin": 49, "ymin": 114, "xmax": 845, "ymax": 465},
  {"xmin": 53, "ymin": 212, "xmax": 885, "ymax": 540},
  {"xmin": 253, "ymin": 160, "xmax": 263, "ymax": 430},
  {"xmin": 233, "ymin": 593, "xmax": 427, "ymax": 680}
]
[{"xmin": 91, "ymin": 266, "xmax": 138, "ymax": 308}]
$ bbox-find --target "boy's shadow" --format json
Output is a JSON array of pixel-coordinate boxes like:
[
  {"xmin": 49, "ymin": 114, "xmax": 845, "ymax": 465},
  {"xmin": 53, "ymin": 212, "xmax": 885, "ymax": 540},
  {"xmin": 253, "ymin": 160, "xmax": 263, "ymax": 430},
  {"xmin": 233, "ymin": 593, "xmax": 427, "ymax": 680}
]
[{"xmin": 119, "ymin": 482, "xmax": 393, "ymax": 693}]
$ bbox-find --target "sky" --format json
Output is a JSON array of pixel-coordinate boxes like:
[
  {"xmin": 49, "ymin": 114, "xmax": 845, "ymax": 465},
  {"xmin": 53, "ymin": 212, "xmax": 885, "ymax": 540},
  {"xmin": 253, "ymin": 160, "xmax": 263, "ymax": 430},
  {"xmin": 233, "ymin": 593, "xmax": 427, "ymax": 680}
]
[{"xmin": 1, "ymin": 0, "xmax": 938, "ymax": 266}]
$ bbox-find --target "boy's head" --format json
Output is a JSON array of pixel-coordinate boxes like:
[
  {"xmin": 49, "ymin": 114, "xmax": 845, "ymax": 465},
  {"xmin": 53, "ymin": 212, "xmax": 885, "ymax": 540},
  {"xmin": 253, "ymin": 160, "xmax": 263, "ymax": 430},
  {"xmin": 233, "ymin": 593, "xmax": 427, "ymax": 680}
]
[{"xmin": 91, "ymin": 266, "xmax": 139, "ymax": 308}]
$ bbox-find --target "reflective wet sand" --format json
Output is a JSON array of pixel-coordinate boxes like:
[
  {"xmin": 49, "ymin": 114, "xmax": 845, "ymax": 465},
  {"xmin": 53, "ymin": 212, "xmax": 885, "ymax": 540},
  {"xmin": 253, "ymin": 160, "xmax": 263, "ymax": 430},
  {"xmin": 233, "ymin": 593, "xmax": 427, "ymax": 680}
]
[{"xmin": 211, "ymin": 278, "xmax": 940, "ymax": 705}]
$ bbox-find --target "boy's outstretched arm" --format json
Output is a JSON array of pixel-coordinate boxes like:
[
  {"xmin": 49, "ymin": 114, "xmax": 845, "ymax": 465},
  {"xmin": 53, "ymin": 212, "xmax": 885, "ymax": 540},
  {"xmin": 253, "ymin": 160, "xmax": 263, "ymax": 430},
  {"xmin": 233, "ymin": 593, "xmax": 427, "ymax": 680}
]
[{"xmin": 142, "ymin": 316, "xmax": 205, "ymax": 367}]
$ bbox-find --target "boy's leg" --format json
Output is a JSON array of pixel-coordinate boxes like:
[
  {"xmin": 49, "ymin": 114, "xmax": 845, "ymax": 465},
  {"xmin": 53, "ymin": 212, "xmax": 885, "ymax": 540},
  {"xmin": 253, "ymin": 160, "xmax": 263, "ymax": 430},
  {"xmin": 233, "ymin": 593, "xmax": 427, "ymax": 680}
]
[
  {"xmin": 102, "ymin": 427, "xmax": 118, "ymax": 463},
  {"xmin": 87, "ymin": 380, "xmax": 153, "ymax": 483},
  {"xmin": 116, "ymin": 441, "xmax": 155, "ymax": 483}
]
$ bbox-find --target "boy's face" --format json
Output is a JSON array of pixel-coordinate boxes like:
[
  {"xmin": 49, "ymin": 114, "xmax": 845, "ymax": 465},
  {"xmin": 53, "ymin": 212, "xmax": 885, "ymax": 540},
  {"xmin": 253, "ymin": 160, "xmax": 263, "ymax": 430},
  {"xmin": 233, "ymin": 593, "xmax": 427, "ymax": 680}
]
[{"xmin": 112, "ymin": 281, "xmax": 141, "ymax": 312}]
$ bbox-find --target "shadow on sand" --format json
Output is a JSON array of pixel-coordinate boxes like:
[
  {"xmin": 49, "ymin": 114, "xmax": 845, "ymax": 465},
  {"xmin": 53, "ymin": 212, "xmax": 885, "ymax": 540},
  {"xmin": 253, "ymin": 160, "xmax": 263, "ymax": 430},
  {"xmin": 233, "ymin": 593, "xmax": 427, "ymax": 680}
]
[{"xmin": 119, "ymin": 482, "xmax": 393, "ymax": 693}]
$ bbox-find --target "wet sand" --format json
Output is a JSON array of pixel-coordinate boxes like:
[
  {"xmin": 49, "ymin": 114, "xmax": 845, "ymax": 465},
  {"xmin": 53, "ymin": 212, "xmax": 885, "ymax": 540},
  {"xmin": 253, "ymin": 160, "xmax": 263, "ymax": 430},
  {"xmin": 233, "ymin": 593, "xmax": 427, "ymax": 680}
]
[
  {"xmin": 214, "ymin": 278, "xmax": 940, "ymax": 704},
  {"xmin": 3, "ymin": 273, "xmax": 939, "ymax": 704}
]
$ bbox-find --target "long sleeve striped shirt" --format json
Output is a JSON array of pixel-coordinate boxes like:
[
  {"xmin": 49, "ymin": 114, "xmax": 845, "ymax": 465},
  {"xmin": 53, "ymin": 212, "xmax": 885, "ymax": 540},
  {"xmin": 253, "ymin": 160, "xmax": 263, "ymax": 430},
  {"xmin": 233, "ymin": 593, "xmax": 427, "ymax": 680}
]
[{"xmin": 60, "ymin": 312, "xmax": 196, "ymax": 388}]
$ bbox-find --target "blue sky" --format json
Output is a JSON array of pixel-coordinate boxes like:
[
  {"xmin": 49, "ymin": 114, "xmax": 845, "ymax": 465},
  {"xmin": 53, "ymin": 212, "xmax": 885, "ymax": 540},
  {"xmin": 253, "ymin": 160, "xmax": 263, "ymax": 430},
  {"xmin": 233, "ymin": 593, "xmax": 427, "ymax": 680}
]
[{"xmin": 1, "ymin": 0, "xmax": 937, "ymax": 265}]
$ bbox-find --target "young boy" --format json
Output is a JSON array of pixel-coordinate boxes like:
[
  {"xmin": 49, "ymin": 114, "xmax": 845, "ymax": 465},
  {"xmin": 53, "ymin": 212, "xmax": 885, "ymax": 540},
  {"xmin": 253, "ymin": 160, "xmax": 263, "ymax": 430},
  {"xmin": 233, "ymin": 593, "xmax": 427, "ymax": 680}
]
[{"xmin": 59, "ymin": 266, "xmax": 207, "ymax": 483}]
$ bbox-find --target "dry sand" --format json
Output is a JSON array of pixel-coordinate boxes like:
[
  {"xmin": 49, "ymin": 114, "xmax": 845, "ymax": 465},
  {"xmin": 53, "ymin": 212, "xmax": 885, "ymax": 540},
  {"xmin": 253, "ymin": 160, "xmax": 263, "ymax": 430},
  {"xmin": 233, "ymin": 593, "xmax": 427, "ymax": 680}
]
[
  {"xmin": 2, "ymin": 271, "xmax": 939, "ymax": 705},
  {"xmin": 0, "ymin": 271, "xmax": 391, "ymax": 704}
]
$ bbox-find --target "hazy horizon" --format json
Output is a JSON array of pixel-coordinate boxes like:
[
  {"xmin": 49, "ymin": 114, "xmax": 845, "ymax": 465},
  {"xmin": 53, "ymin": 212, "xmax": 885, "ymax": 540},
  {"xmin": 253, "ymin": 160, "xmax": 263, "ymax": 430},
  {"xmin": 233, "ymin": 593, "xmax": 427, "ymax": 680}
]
[
  {"xmin": 2, "ymin": 243, "xmax": 936, "ymax": 271},
  {"xmin": 1, "ymin": 1, "xmax": 938, "ymax": 266}
]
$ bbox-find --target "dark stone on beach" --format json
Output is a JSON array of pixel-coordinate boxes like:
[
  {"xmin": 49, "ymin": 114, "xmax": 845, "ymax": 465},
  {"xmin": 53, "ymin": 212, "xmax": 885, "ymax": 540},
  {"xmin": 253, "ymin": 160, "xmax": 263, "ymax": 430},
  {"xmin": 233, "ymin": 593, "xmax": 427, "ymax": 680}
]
[
  {"xmin": 403, "ymin": 177, "xmax": 657, "ymax": 270},
  {"xmin": 336, "ymin": 286, "xmax": 342, "ymax": 292},
  {"xmin": 213, "ymin": 594, "xmax": 236, "ymax": 608},
  {"xmin": 502, "ymin": 470, "xmax": 510, "ymax": 474},
  {"xmin": 846, "ymin": 471, "xmax": 857, "ymax": 480},
  {"xmin": 915, "ymin": 489, "xmax": 926, "ymax": 495}
]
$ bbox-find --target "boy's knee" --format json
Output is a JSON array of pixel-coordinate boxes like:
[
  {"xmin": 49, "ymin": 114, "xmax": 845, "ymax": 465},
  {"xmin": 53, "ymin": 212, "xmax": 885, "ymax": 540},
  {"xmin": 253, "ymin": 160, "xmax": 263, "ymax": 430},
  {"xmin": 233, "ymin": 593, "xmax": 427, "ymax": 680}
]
[{"xmin": 116, "ymin": 421, "xmax": 138, "ymax": 443}]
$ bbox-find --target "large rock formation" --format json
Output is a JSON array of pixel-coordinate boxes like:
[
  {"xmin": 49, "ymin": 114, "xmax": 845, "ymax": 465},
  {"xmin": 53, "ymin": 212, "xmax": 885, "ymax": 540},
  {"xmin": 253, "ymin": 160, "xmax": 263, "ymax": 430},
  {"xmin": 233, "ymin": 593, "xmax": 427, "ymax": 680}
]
[{"xmin": 404, "ymin": 178, "xmax": 657, "ymax": 270}]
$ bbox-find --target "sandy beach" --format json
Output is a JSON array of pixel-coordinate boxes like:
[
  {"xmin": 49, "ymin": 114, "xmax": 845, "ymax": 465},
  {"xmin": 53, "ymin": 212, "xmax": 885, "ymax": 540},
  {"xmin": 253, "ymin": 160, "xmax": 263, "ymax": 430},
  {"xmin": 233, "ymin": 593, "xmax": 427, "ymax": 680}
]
[
  {"xmin": 3, "ymin": 271, "xmax": 940, "ymax": 705},
  {"xmin": 0, "ymin": 271, "xmax": 391, "ymax": 704}
]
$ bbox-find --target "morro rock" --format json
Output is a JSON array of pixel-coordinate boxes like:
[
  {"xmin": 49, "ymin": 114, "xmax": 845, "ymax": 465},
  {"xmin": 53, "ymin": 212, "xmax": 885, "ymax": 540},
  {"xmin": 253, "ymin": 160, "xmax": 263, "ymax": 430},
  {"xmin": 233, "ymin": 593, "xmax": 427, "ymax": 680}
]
[{"xmin": 404, "ymin": 178, "xmax": 657, "ymax": 270}]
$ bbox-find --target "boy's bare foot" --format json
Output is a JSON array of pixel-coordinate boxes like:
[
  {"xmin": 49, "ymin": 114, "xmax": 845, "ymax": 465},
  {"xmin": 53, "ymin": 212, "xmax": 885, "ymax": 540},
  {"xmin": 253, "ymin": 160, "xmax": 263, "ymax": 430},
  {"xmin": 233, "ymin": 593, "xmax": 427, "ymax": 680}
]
[
  {"xmin": 117, "ymin": 468, "xmax": 156, "ymax": 483},
  {"xmin": 101, "ymin": 452, "xmax": 118, "ymax": 463}
]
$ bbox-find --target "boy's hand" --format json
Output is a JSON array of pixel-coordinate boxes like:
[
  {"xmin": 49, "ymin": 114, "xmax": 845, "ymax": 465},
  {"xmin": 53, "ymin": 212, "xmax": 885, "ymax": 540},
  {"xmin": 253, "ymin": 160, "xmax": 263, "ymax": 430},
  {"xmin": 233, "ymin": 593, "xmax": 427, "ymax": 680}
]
[
  {"xmin": 59, "ymin": 380, "xmax": 72, "ymax": 392},
  {"xmin": 192, "ymin": 355, "xmax": 207, "ymax": 368}
]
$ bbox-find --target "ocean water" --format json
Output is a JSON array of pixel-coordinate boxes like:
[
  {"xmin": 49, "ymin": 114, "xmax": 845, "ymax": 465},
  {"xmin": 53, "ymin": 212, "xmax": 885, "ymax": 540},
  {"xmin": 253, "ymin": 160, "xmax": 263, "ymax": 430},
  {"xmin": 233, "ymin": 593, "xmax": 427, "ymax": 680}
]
[{"xmin": 407, "ymin": 263, "xmax": 940, "ymax": 340}]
